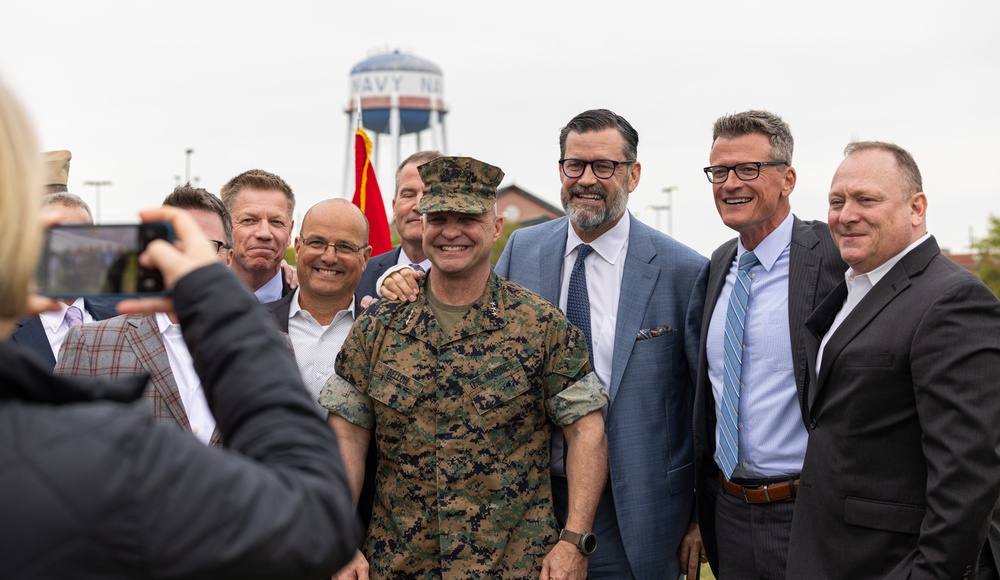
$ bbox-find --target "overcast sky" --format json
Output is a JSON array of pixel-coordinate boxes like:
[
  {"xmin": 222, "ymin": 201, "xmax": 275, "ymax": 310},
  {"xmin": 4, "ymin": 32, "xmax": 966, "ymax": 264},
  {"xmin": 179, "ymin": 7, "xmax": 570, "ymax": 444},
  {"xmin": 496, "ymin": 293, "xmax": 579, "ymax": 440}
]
[{"xmin": 2, "ymin": 0, "xmax": 997, "ymax": 258}]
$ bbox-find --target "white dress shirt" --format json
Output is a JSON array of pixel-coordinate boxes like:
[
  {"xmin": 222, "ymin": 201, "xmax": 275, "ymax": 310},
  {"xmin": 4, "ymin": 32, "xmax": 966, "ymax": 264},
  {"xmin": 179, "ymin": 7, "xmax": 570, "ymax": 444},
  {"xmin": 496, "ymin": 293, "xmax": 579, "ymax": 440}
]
[
  {"xmin": 550, "ymin": 213, "xmax": 629, "ymax": 476},
  {"xmin": 41, "ymin": 297, "xmax": 94, "ymax": 361},
  {"xmin": 156, "ymin": 312, "xmax": 216, "ymax": 446},
  {"xmin": 817, "ymin": 233, "xmax": 931, "ymax": 374},
  {"xmin": 396, "ymin": 246, "xmax": 431, "ymax": 271},
  {"xmin": 287, "ymin": 288, "xmax": 356, "ymax": 417}
]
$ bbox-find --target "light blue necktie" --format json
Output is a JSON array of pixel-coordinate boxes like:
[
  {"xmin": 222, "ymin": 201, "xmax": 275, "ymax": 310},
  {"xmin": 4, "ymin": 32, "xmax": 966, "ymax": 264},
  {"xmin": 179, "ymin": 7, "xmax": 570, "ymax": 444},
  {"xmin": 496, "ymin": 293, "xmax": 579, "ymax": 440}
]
[
  {"xmin": 565, "ymin": 244, "xmax": 594, "ymax": 367},
  {"xmin": 719, "ymin": 251, "xmax": 759, "ymax": 480}
]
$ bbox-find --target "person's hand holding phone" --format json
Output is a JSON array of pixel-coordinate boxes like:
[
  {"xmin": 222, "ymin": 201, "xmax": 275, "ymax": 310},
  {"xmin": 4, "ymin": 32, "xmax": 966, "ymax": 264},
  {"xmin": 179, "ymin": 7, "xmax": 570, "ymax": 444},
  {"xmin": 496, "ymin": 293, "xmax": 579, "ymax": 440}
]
[{"xmin": 116, "ymin": 207, "xmax": 219, "ymax": 316}]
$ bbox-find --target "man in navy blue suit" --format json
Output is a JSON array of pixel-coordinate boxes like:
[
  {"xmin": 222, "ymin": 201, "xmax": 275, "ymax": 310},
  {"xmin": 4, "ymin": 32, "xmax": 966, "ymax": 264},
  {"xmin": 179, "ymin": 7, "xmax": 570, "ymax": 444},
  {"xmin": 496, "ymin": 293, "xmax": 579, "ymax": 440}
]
[
  {"xmin": 496, "ymin": 109, "xmax": 708, "ymax": 579},
  {"xmin": 355, "ymin": 150, "xmax": 440, "ymax": 305},
  {"xmin": 9, "ymin": 193, "xmax": 118, "ymax": 369}
]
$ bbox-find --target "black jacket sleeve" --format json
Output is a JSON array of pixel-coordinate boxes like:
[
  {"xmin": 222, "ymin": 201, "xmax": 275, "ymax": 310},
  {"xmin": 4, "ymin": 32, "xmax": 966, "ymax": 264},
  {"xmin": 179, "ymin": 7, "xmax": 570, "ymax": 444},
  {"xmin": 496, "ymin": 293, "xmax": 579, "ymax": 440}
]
[{"xmin": 133, "ymin": 264, "xmax": 360, "ymax": 578}]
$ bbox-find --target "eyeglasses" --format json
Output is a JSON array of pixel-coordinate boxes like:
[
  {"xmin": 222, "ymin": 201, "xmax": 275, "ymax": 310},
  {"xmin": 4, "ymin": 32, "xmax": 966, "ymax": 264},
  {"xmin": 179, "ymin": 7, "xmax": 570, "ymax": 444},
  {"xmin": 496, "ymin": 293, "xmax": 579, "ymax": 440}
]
[
  {"xmin": 703, "ymin": 161, "xmax": 788, "ymax": 184},
  {"xmin": 559, "ymin": 158, "xmax": 636, "ymax": 180},
  {"xmin": 209, "ymin": 240, "xmax": 228, "ymax": 252},
  {"xmin": 301, "ymin": 238, "xmax": 364, "ymax": 255}
]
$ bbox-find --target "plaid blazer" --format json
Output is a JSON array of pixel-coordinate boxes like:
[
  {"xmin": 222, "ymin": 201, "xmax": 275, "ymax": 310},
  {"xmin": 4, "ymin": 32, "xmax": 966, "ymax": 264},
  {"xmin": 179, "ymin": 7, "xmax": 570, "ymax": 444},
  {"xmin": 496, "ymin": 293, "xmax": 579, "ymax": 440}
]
[{"xmin": 54, "ymin": 313, "xmax": 223, "ymax": 447}]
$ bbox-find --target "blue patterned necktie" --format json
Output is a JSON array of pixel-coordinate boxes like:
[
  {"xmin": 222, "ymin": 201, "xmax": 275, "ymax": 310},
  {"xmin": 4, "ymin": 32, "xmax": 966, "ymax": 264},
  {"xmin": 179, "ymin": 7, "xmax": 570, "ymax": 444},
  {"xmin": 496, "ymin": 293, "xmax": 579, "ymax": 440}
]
[
  {"xmin": 719, "ymin": 250, "xmax": 759, "ymax": 480},
  {"xmin": 566, "ymin": 244, "xmax": 594, "ymax": 366}
]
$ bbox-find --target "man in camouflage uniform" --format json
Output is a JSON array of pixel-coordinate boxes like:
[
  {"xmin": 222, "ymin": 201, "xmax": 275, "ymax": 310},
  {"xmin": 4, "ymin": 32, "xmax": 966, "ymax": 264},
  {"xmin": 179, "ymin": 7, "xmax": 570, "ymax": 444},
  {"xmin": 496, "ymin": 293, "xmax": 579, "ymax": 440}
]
[{"xmin": 322, "ymin": 156, "xmax": 609, "ymax": 580}]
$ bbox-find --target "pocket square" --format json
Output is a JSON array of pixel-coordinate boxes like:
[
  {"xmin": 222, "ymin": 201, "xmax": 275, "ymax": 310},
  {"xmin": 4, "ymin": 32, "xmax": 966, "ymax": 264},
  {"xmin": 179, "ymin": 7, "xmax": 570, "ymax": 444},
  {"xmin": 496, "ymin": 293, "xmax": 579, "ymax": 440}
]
[{"xmin": 636, "ymin": 325, "xmax": 673, "ymax": 340}]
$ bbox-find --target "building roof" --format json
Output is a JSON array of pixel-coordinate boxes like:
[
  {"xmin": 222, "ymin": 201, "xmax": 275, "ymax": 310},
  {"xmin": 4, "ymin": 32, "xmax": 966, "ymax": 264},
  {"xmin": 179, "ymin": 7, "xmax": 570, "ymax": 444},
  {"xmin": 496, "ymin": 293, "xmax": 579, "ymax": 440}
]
[{"xmin": 497, "ymin": 184, "xmax": 564, "ymax": 217}]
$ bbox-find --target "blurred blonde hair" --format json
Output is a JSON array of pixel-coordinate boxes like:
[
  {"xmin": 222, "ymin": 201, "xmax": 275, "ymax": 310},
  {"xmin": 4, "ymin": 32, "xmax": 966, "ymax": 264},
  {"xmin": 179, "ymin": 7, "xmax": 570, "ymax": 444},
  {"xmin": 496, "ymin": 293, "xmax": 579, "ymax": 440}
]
[{"xmin": 0, "ymin": 80, "xmax": 43, "ymax": 318}]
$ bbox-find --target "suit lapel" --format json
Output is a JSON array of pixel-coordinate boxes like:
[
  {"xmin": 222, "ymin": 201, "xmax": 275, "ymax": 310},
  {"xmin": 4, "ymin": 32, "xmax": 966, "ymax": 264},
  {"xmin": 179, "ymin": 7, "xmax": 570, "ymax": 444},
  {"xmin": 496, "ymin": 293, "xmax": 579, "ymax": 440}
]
[
  {"xmin": 125, "ymin": 315, "xmax": 191, "ymax": 430},
  {"xmin": 788, "ymin": 218, "xmax": 822, "ymax": 411},
  {"xmin": 706, "ymin": 242, "xmax": 736, "ymax": 324},
  {"xmin": 10, "ymin": 317, "xmax": 57, "ymax": 369},
  {"xmin": 805, "ymin": 281, "xmax": 848, "ymax": 410},
  {"xmin": 609, "ymin": 216, "xmax": 658, "ymax": 405},
  {"xmin": 84, "ymin": 298, "xmax": 119, "ymax": 321},
  {"xmin": 810, "ymin": 238, "xmax": 938, "ymax": 408},
  {"xmin": 537, "ymin": 220, "xmax": 568, "ymax": 304}
]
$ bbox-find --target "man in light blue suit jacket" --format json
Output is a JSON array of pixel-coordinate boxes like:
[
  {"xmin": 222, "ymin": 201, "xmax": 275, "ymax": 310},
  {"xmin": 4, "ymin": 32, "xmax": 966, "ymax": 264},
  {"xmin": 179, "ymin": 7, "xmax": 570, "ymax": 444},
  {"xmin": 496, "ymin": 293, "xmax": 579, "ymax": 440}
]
[{"xmin": 496, "ymin": 109, "xmax": 708, "ymax": 579}]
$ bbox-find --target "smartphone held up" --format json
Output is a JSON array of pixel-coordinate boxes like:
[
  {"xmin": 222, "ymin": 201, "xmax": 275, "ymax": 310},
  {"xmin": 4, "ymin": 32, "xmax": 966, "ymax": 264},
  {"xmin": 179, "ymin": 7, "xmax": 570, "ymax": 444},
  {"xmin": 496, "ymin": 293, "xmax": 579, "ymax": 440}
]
[{"xmin": 36, "ymin": 222, "xmax": 173, "ymax": 298}]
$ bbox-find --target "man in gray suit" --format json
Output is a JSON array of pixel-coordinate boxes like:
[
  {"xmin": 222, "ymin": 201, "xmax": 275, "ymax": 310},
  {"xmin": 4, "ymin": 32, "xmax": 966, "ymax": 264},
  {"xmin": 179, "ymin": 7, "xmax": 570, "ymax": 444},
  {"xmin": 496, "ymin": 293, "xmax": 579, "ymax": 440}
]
[
  {"xmin": 692, "ymin": 110, "xmax": 843, "ymax": 579},
  {"xmin": 56, "ymin": 184, "xmax": 234, "ymax": 446},
  {"xmin": 786, "ymin": 141, "xmax": 1000, "ymax": 579},
  {"xmin": 496, "ymin": 109, "xmax": 708, "ymax": 579}
]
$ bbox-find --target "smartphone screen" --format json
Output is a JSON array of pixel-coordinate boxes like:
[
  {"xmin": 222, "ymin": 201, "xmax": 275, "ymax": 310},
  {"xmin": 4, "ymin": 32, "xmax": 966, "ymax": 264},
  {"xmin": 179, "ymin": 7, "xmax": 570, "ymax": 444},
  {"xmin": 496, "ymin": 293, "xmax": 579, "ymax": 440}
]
[{"xmin": 36, "ymin": 223, "xmax": 173, "ymax": 298}]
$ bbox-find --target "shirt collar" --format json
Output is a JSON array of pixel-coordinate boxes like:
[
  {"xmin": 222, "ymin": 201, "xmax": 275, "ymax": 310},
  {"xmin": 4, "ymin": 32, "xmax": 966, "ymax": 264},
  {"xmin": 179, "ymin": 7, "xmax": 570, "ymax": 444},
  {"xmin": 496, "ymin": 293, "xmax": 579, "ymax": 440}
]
[
  {"xmin": 39, "ymin": 297, "xmax": 87, "ymax": 332},
  {"xmin": 254, "ymin": 270, "xmax": 284, "ymax": 303},
  {"xmin": 155, "ymin": 311, "xmax": 180, "ymax": 334},
  {"xmin": 848, "ymin": 232, "xmax": 931, "ymax": 287},
  {"xmin": 736, "ymin": 212, "xmax": 794, "ymax": 272},
  {"xmin": 564, "ymin": 210, "xmax": 631, "ymax": 265},
  {"xmin": 397, "ymin": 247, "xmax": 432, "ymax": 271},
  {"xmin": 288, "ymin": 287, "xmax": 357, "ymax": 321}
]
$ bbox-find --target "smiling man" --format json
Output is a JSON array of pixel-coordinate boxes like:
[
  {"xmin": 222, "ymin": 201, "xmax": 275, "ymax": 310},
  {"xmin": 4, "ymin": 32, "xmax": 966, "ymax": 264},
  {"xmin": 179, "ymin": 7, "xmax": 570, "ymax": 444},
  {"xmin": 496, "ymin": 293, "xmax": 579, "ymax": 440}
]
[
  {"xmin": 692, "ymin": 110, "xmax": 844, "ymax": 579},
  {"xmin": 56, "ymin": 184, "xmax": 236, "ymax": 447},
  {"xmin": 355, "ymin": 150, "xmax": 439, "ymax": 302},
  {"xmin": 263, "ymin": 198, "xmax": 370, "ymax": 417},
  {"xmin": 496, "ymin": 109, "xmax": 709, "ymax": 579},
  {"xmin": 322, "ymin": 156, "xmax": 608, "ymax": 579},
  {"xmin": 221, "ymin": 169, "xmax": 296, "ymax": 302},
  {"xmin": 786, "ymin": 141, "xmax": 1000, "ymax": 579}
]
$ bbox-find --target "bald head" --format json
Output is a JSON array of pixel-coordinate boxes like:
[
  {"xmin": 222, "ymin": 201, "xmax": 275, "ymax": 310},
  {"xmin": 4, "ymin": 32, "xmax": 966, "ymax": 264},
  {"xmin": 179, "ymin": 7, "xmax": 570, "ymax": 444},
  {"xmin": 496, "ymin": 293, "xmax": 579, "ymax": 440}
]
[{"xmin": 301, "ymin": 198, "xmax": 369, "ymax": 242}]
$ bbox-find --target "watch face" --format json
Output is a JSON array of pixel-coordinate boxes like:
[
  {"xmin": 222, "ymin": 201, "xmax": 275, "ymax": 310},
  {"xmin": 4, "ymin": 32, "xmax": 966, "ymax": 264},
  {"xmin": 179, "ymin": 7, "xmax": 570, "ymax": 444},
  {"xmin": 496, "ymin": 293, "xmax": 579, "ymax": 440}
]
[{"xmin": 582, "ymin": 533, "xmax": 598, "ymax": 555}]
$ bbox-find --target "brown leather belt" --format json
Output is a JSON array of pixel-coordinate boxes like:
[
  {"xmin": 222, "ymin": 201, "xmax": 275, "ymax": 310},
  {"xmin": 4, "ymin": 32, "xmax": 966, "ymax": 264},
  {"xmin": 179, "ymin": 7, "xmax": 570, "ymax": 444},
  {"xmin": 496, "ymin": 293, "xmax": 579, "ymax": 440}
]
[{"xmin": 719, "ymin": 472, "xmax": 799, "ymax": 504}]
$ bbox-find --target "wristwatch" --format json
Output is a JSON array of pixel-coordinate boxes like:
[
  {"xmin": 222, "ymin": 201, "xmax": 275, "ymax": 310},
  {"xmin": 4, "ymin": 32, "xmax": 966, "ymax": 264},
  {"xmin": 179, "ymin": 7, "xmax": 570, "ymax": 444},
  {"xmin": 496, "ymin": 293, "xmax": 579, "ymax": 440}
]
[{"xmin": 558, "ymin": 528, "xmax": 598, "ymax": 555}]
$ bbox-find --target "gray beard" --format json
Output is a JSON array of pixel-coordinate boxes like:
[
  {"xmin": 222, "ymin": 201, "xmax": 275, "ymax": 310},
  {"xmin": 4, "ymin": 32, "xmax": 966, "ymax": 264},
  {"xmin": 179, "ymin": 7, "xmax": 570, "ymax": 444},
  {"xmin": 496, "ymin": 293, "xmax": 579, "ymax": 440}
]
[{"xmin": 563, "ymin": 183, "xmax": 628, "ymax": 232}]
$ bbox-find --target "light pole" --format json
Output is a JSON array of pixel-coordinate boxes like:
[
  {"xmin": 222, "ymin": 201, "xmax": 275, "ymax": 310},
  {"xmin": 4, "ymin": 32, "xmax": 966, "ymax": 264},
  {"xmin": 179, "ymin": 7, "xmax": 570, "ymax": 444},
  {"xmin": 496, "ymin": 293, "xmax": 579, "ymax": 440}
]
[
  {"xmin": 83, "ymin": 180, "xmax": 112, "ymax": 224},
  {"xmin": 647, "ymin": 205, "xmax": 670, "ymax": 233},
  {"xmin": 661, "ymin": 186, "xmax": 678, "ymax": 236},
  {"xmin": 185, "ymin": 148, "xmax": 194, "ymax": 183}
]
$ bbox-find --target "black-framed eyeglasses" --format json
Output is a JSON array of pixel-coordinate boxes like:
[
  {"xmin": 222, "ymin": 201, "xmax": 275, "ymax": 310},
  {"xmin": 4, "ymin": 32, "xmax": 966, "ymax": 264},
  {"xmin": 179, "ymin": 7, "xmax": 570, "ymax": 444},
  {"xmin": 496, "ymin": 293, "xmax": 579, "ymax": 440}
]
[
  {"xmin": 703, "ymin": 161, "xmax": 788, "ymax": 184},
  {"xmin": 559, "ymin": 158, "xmax": 636, "ymax": 180},
  {"xmin": 301, "ymin": 237, "xmax": 364, "ymax": 255},
  {"xmin": 209, "ymin": 240, "xmax": 228, "ymax": 252}
]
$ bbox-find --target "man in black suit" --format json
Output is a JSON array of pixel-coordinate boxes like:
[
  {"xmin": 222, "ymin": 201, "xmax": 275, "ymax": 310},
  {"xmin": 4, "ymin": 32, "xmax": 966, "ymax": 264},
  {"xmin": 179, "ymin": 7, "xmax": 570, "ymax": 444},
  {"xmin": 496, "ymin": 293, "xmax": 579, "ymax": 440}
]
[
  {"xmin": 692, "ymin": 110, "xmax": 844, "ymax": 579},
  {"xmin": 9, "ymin": 193, "xmax": 118, "ymax": 369},
  {"xmin": 355, "ymin": 150, "xmax": 439, "ymax": 304},
  {"xmin": 787, "ymin": 141, "xmax": 1000, "ymax": 578}
]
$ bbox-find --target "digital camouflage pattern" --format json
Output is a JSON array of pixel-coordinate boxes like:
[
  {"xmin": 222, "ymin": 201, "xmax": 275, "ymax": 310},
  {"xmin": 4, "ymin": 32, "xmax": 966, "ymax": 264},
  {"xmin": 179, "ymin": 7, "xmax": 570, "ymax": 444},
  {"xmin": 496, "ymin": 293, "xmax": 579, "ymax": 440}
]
[
  {"xmin": 320, "ymin": 271, "xmax": 607, "ymax": 579},
  {"xmin": 416, "ymin": 156, "xmax": 505, "ymax": 215}
]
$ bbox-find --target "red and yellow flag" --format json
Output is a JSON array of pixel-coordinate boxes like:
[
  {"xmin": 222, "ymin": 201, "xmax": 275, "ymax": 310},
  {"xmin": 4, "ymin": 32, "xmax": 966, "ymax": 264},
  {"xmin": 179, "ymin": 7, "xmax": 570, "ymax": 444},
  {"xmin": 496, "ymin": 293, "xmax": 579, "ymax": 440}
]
[{"xmin": 352, "ymin": 127, "xmax": 392, "ymax": 256}]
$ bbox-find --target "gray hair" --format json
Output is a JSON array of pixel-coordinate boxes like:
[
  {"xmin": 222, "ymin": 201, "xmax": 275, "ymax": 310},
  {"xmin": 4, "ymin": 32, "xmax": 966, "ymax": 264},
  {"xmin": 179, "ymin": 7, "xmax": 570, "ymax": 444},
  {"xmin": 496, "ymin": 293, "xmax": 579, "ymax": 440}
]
[
  {"xmin": 844, "ymin": 141, "xmax": 923, "ymax": 198},
  {"xmin": 41, "ymin": 192, "xmax": 94, "ymax": 221},
  {"xmin": 712, "ymin": 110, "xmax": 794, "ymax": 165}
]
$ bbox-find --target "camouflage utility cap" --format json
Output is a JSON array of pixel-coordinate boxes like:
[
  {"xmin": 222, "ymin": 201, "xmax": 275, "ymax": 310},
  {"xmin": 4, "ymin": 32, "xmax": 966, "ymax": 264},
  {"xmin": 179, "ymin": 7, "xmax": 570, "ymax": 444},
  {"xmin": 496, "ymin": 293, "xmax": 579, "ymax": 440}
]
[{"xmin": 417, "ymin": 156, "xmax": 505, "ymax": 214}]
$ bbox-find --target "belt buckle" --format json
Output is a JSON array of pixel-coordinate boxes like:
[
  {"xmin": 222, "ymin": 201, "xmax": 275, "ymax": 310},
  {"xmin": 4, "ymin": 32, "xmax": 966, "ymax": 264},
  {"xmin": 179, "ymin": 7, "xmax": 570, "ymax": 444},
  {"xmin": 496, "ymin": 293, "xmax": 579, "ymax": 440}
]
[{"xmin": 741, "ymin": 482, "xmax": 770, "ymax": 503}]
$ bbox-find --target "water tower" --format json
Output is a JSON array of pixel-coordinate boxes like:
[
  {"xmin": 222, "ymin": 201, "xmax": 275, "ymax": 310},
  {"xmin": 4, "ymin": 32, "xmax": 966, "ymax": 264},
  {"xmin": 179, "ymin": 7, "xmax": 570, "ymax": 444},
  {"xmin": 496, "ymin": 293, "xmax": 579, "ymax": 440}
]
[{"xmin": 344, "ymin": 50, "xmax": 448, "ymax": 194}]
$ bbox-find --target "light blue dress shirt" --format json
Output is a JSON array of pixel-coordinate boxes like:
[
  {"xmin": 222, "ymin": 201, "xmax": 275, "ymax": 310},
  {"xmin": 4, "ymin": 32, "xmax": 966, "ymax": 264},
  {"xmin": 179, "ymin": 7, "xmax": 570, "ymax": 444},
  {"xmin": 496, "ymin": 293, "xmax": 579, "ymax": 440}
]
[
  {"xmin": 707, "ymin": 213, "xmax": 807, "ymax": 479},
  {"xmin": 254, "ymin": 270, "xmax": 284, "ymax": 304}
]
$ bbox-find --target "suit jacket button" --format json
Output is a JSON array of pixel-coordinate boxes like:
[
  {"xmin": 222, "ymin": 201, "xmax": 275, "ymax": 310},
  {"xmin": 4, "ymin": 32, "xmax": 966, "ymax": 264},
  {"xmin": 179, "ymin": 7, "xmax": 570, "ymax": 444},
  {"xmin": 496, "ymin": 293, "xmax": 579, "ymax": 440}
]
[{"xmin": 809, "ymin": 419, "xmax": 818, "ymax": 429}]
